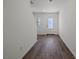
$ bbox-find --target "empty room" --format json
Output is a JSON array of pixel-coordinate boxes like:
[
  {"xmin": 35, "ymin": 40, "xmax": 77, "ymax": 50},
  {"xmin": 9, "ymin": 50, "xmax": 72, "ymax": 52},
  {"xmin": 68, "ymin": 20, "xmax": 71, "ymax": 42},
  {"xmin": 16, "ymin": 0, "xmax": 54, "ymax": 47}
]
[{"xmin": 3, "ymin": 0, "xmax": 76, "ymax": 59}]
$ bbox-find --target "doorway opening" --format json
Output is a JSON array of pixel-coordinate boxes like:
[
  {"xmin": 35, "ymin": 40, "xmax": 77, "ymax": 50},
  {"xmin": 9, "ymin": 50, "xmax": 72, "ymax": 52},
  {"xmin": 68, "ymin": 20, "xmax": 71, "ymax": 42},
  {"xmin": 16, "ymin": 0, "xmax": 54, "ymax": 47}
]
[{"xmin": 33, "ymin": 12, "xmax": 59, "ymax": 36}]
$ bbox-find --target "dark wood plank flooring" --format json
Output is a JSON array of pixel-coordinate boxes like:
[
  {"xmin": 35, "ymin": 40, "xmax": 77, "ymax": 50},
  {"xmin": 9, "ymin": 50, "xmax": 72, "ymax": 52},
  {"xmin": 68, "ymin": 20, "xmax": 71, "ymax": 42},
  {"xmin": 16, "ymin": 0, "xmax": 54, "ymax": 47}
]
[{"xmin": 23, "ymin": 34, "xmax": 75, "ymax": 59}]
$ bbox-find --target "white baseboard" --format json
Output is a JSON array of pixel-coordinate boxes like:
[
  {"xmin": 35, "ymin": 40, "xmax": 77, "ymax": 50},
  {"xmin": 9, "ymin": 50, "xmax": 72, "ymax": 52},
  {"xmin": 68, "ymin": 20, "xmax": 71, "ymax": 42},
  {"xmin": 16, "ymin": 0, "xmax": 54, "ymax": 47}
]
[
  {"xmin": 59, "ymin": 34, "xmax": 76, "ymax": 57},
  {"xmin": 21, "ymin": 39, "xmax": 37, "ymax": 59}
]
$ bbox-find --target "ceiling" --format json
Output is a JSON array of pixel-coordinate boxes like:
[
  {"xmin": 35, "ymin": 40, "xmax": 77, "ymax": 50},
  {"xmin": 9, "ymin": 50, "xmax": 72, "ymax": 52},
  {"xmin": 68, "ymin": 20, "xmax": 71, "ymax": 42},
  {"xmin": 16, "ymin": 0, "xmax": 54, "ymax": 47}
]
[
  {"xmin": 31, "ymin": 0, "xmax": 68, "ymax": 8},
  {"xmin": 30, "ymin": 0, "xmax": 68, "ymax": 12}
]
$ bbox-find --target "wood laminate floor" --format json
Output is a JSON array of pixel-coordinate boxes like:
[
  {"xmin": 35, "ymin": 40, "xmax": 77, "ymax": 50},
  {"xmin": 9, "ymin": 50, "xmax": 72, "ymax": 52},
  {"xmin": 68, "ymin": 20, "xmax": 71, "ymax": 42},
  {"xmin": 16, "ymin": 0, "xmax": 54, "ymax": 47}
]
[{"xmin": 23, "ymin": 34, "xmax": 75, "ymax": 59}]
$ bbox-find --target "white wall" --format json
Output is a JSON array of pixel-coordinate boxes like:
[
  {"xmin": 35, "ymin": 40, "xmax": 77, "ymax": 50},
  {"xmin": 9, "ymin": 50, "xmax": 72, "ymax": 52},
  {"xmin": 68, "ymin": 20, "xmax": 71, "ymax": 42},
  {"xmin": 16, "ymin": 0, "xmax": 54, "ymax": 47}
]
[
  {"xmin": 33, "ymin": 12, "xmax": 59, "ymax": 34},
  {"xmin": 59, "ymin": 0, "xmax": 76, "ymax": 57},
  {"xmin": 3, "ymin": 0, "xmax": 37, "ymax": 59}
]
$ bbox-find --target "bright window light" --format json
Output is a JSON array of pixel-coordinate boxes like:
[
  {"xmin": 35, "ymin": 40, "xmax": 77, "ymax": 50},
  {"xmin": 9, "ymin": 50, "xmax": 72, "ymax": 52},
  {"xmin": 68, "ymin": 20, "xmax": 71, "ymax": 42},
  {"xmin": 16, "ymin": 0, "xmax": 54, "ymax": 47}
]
[
  {"xmin": 37, "ymin": 17, "xmax": 40, "ymax": 26},
  {"xmin": 48, "ymin": 17, "xmax": 54, "ymax": 29}
]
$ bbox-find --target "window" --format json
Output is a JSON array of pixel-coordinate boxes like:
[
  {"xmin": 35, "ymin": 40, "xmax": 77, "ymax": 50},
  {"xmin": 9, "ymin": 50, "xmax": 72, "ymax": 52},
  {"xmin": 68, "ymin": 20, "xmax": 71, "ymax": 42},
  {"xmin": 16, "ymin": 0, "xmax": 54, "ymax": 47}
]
[
  {"xmin": 37, "ymin": 17, "xmax": 40, "ymax": 26},
  {"xmin": 48, "ymin": 17, "xmax": 54, "ymax": 29}
]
